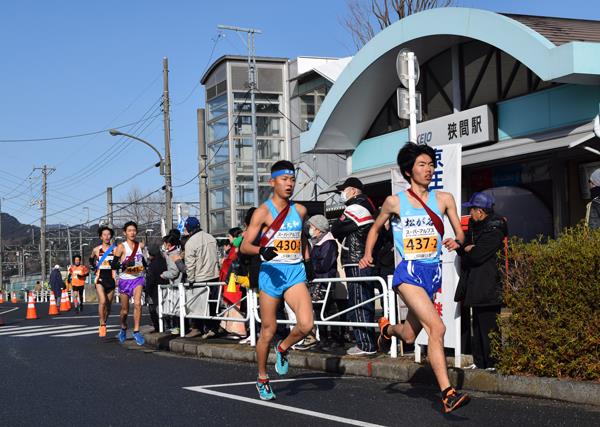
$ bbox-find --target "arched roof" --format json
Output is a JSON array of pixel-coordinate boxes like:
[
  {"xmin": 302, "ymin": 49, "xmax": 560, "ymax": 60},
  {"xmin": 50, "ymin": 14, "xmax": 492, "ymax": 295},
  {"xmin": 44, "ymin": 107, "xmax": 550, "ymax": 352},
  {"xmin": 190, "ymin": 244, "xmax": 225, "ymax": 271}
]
[{"xmin": 301, "ymin": 8, "xmax": 600, "ymax": 153}]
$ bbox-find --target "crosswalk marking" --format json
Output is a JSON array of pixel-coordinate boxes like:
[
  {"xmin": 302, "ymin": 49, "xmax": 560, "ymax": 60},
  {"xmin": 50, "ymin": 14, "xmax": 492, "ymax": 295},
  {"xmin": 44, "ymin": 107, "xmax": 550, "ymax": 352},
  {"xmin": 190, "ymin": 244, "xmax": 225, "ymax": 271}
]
[
  {"xmin": 52, "ymin": 327, "xmax": 120, "ymax": 337},
  {"xmin": 0, "ymin": 325, "xmax": 85, "ymax": 336}
]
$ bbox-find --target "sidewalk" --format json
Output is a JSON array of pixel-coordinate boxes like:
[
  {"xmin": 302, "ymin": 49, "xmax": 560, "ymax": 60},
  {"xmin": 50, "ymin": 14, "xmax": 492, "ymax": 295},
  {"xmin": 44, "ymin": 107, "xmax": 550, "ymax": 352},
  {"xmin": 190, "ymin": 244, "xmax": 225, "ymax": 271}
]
[{"xmin": 142, "ymin": 331, "xmax": 600, "ymax": 407}]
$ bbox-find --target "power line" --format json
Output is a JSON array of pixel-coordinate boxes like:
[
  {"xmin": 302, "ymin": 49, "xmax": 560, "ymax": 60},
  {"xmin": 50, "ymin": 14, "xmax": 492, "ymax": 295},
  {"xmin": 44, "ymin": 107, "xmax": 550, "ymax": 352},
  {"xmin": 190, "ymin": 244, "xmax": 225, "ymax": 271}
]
[{"xmin": 0, "ymin": 113, "xmax": 162, "ymax": 143}]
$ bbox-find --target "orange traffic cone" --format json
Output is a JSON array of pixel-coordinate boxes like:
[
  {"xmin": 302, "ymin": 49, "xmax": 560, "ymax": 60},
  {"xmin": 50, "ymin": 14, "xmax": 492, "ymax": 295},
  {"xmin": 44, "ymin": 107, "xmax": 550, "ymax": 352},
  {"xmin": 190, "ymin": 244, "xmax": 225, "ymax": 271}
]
[
  {"xmin": 26, "ymin": 292, "xmax": 37, "ymax": 320},
  {"xmin": 48, "ymin": 292, "xmax": 59, "ymax": 316},
  {"xmin": 59, "ymin": 289, "xmax": 71, "ymax": 312},
  {"xmin": 11, "ymin": 292, "xmax": 17, "ymax": 304}
]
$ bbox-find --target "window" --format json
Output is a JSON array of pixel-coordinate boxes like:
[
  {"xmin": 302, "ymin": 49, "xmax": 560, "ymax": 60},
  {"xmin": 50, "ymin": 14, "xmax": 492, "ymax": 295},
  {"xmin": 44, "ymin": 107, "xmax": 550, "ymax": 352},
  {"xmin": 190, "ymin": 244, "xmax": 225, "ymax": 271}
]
[
  {"xmin": 207, "ymin": 117, "xmax": 229, "ymax": 142},
  {"xmin": 209, "ymin": 162, "xmax": 229, "ymax": 187},
  {"xmin": 207, "ymin": 94, "xmax": 228, "ymax": 121},
  {"xmin": 233, "ymin": 138, "xmax": 282, "ymax": 162},
  {"xmin": 210, "ymin": 210, "xmax": 230, "ymax": 233},
  {"xmin": 210, "ymin": 186, "xmax": 230, "ymax": 209},
  {"xmin": 235, "ymin": 116, "xmax": 281, "ymax": 137},
  {"xmin": 208, "ymin": 140, "xmax": 229, "ymax": 165}
]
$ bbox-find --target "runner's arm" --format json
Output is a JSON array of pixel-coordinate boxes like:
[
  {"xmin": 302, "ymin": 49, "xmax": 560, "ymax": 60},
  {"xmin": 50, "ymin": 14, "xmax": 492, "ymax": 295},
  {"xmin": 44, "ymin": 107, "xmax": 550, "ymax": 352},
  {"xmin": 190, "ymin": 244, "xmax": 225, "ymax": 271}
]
[
  {"xmin": 441, "ymin": 192, "xmax": 465, "ymax": 250},
  {"xmin": 359, "ymin": 195, "xmax": 397, "ymax": 269},
  {"xmin": 296, "ymin": 204, "xmax": 311, "ymax": 261},
  {"xmin": 240, "ymin": 206, "xmax": 266, "ymax": 256}
]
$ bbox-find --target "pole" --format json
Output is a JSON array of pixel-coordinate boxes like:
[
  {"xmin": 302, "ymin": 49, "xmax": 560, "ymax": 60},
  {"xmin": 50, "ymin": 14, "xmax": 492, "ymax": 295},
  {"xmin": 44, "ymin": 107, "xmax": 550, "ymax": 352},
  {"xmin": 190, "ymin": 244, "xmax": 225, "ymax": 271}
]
[
  {"xmin": 67, "ymin": 227, "xmax": 73, "ymax": 265},
  {"xmin": 79, "ymin": 230, "xmax": 83, "ymax": 259},
  {"xmin": 197, "ymin": 108, "xmax": 209, "ymax": 232},
  {"xmin": 34, "ymin": 165, "xmax": 55, "ymax": 282},
  {"xmin": 0, "ymin": 198, "xmax": 3, "ymax": 289},
  {"xmin": 107, "ymin": 187, "xmax": 113, "ymax": 229},
  {"xmin": 162, "ymin": 57, "xmax": 173, "ymax": 229},
  {"xmin": 248, "ymin": 33, "xmax": 259, "ymax": 206},
  {"xmin": 407, "ymin": 52, "xmax": 417, "ymax": 143}
]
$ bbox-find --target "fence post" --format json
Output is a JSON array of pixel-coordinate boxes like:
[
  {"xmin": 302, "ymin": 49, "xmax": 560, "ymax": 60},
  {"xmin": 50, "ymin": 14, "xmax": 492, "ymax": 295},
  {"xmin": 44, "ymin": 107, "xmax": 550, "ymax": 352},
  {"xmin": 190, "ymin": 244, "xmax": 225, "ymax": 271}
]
[
  {"xmin": 388, "ymin": 275, "xmax": 398, "ymax": 358},
  {"xmin": 248, "ymin": 289, "xmax": 256, "ymax": 347},
  {"xmin": 158, "ymin": 285, "xmax": 164, "ymax": 333},
  {"xmin": 178, "ymin": 283, "xmax": 186, "ymax": 338}
]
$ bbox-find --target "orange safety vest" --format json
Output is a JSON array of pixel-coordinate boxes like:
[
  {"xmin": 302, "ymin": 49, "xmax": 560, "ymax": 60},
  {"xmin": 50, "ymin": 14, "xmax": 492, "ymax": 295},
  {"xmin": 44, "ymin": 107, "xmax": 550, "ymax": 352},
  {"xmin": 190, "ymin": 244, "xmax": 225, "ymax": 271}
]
[{"xmin": 69, "ymin": 265, "xmax": 89, "ymax": 287}]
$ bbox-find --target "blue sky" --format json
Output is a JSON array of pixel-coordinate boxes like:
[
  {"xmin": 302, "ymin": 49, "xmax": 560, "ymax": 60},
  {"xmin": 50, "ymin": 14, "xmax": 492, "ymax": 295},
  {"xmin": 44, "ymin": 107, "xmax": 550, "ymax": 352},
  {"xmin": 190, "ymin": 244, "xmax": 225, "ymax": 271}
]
[{"xmin": 0, "ymin": 0, "xmax": 597, "ymax": 226}]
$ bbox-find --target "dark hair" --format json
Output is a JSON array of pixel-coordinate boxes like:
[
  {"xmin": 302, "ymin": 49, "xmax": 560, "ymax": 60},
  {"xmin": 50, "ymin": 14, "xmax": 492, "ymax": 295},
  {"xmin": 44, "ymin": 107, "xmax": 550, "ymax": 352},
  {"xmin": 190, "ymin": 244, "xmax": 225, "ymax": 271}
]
[
  {"xmin": 98, "ymin": 226, "xmax": 114, "ymax": 238},
  {"xmin": 244, "ymin": 207, "xmax": 257, "ymax": 227},
  {"xmin": 162, "ymin": 233, "xmax": 180, "ymax": 247},
  {"xmin": 397, "ymin": 142, "xmax": 437, "ymax": 181},
  {"xmin": 481, "ymin": 207, "xmax": 494, "ymax": 215},
  {"xmin": 167, "ymin": 228, "xmax": 181, "ymax": 239},
  {"xmin": 123, "ymin": 221, "xmax": 138, "ymax": 231},
  {"xmin": 228, "ymin": 227, "xmax": 243, "ymax": 238},
  {"xmin": 271, "ymin": 160, "xmax": 295, "ymax": 174},
  {"xmin": 147, "ymin": 245, "xmax": 161, "ymax": 258},
  {"xmin": 72, "ymin": 255, "xmax": 81, "ymax": 262}
]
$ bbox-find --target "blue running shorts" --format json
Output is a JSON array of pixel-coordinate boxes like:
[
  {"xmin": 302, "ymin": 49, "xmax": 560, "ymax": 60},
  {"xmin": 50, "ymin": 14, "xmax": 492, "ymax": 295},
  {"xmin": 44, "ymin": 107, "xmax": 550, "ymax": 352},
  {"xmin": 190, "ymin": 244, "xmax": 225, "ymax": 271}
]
[
  {"xmin": 392, "ymin": 260, "xmax": 442, "ymax": 300},
  {"xmin": 259, "ymin": 262, "xmax": 306, "ymax": 298}
]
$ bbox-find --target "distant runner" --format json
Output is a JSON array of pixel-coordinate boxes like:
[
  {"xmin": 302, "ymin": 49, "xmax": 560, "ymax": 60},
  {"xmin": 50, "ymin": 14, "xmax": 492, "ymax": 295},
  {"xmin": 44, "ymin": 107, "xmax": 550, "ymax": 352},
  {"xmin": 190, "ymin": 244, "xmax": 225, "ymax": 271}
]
[
  {"xmin": 114, "ymin": 221, "xmax": 147, "ymax": 346},
  {"xmin": 68, "ymin": 255, "xmax": 89, "ymax": 313},
  {"xmin": 241, "ymin": 160, "xmax": 315, "ymax": 401},
  {"xmin": 89, "ymin": 226, "xmax": 117, "ymax": 337}
]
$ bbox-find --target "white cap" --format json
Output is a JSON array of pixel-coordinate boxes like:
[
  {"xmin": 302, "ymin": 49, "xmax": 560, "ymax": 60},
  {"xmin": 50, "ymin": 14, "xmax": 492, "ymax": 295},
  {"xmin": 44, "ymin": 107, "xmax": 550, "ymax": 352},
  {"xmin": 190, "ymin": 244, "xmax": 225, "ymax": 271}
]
[{"xmin": 53, "ymin": 265, "xmax": 60, "ymax": 269}]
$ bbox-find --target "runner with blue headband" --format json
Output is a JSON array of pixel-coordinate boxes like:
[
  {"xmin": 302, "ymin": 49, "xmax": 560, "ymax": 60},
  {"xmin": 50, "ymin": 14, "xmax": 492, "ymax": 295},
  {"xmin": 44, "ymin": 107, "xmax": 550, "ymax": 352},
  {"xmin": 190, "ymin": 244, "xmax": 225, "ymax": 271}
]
[
  {"xmin": 89, "ymin": 226, "xmax": 118, "ymax": 337},
  {"xmin": 241, "ymin": 160, "xmax": 315, "ymax": 401}
]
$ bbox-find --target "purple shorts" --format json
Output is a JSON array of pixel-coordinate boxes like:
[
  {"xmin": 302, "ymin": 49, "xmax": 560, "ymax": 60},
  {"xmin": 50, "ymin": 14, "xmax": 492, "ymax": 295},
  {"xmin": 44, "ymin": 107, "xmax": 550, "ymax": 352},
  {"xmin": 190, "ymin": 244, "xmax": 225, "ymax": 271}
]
[{"xmin": 118, "ymin": 276, "xmax": 145, "ymax": 297}]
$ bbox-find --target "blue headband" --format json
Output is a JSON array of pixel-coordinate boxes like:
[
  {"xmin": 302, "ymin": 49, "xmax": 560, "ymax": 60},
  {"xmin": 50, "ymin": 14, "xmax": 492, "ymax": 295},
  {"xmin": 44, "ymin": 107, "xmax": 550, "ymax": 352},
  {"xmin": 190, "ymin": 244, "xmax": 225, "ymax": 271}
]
[{"xmin": 271, "ymin": 169, "xmax": 295, "ymax": 179}]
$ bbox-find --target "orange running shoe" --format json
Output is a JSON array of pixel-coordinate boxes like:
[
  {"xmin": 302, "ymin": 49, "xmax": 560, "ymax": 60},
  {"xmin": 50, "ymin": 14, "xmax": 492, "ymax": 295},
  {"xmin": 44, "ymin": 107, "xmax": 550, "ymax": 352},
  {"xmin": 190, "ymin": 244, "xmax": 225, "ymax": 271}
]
[
  {"xmin": 377, "ymin": 317, "xmax": 391, "ymax": 351},
  {"xmin": 99, "ymin": 324, "xmax": 107, "ymax": 337}
]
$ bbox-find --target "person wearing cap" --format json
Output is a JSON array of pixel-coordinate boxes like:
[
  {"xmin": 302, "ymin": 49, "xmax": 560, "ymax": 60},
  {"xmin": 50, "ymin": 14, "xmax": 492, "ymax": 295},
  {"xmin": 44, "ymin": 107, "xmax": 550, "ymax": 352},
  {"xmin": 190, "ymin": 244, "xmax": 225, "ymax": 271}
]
[
  {"xmin": 49, "ymin": 264, "xmax": 64, "ymax": 308},
  {"xmin": 295, "ymin": 215, "xmax": 340, "ymax": 351},
  {"xmin": 183, "ymin": 216, "xmax": 220, "ymax": 338},
  {"xmin": 586, "ymin": 169, "xmax": 600, "ymax": 230},
  {"xmin": 331, "ymin": 177, "xmax": 378, "ymax": 356},
  {"xmin": 456, "ymin": 191, "xmax": 507, "ymax": 371}
]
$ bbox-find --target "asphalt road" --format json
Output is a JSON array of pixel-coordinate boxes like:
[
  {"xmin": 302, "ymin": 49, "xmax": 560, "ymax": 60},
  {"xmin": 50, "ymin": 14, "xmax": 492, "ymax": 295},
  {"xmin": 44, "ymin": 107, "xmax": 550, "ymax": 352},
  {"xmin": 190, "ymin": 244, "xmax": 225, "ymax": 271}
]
[{"xmin": 1, "ymin": 302, "xmax": 598, "ymax": 427}]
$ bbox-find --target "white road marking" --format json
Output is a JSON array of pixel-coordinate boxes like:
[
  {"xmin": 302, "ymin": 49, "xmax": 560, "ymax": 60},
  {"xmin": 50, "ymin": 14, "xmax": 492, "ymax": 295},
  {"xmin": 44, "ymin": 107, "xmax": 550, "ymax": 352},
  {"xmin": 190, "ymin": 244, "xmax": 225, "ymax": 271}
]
[
  {"xmin": 0, "ymin": 307, "xmax": 20, "ymax": 315},
  {"xmin": 200, "ymin": 376, "xmax": 350, "ymax": 389},
  {"xmin": 53, "ymin": 314, "xmax": 149, "ymax": 319},
  {"xmin": 51, "ymin": 327, "xmax": 120, "ymax": 337},
  {"xmin": 184, "ymin": 377, "xmax": 386, "ymax": 427},
  {"xmin": 0, "ymin": 324, "xmax": 79, "ymax": 335},
  {"xmin": 14, "ymin": 325, "xmax": 99, "ymax": 337},
  {"xmin": 0, "ymin": 325, "xmax": 86, "ymax": 336}
]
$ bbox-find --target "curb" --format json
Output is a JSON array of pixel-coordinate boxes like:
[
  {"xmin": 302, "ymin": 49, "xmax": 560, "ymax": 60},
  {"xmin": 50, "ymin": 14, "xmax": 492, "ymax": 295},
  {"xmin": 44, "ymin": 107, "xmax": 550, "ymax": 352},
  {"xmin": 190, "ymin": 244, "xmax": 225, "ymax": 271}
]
[{"xmin": 143, "ymin": 332, "xmax": 600, "ymax": 407}]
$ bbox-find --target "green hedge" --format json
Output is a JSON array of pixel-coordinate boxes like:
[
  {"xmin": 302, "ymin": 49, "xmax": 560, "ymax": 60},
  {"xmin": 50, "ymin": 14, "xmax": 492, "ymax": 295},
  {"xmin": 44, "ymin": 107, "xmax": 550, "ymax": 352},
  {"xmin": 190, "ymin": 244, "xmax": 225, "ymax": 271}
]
[{"xmin": 491, "ymin": 224, "xmax": 600, "ymax": 380}]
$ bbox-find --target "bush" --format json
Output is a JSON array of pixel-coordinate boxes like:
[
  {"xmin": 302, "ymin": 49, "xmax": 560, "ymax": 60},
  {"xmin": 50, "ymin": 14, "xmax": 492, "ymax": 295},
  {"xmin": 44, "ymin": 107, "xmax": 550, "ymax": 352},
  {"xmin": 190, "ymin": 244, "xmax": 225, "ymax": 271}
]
[{"xmin": 491, "ymin": 224, "xmax": 600, "ymax": 381}]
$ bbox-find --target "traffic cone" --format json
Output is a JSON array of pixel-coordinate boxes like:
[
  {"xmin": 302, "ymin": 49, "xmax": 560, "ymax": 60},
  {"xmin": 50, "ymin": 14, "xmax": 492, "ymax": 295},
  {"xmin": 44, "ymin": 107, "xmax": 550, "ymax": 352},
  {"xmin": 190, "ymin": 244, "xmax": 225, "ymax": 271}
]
[
  {"xmin": 11, "ymin": 292, "xmax": 17, "ymax": 304},
  {"xmin": 26, "ymin": 292, "xmax": 37, "ymax": 320},
  {"xmin": 48, "ymin": 292, "xmax": 59, "ymax": 316},
  {"xmin": 59, "ymin": 289, "xmax": 71, "ymax": 312}
]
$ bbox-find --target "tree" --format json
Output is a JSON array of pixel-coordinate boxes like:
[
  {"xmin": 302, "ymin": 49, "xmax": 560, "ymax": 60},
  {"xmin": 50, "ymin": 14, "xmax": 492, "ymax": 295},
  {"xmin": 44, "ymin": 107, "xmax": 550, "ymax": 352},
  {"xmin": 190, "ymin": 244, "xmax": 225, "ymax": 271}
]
[
  {"xmin": 120, "ymin": 187, "xmax": 163, "ymax": 230},
  {"xmin": 341, "ymin": 0, "xmax": 454, "ymax": 50}
]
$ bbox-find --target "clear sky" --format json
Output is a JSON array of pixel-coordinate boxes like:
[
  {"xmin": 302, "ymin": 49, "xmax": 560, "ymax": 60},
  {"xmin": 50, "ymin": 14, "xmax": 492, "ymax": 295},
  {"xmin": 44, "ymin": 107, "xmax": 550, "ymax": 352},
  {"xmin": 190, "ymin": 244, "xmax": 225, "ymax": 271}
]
[{"xmin": 1, "ymin": 0, "xmax": 597, "ymax": 226}]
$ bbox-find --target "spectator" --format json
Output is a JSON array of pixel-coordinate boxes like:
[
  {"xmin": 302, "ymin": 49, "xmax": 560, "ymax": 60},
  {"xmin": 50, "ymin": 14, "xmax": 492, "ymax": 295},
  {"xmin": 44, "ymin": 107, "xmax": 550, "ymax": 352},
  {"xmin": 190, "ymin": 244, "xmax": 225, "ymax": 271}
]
[
  {"xmin": 145, "ymin": 245, "xmax": 169, "ymax": 333},
  {"xmin": 456, "ymin": 192, "xmax": 507, "ymax": 371},
  {"xmin": 49, "ymin": 265, "xmax": 64, "ymax": 305},
  {"xmin": 219, "ymin": 227, "xmax": 246, "ymax": 338},
  {"xmin": 586, "ymin": 169, "xmax": 600, "ymax": 230},
  {"xmin": 296, "ymin": 215, "xmax": 339, "ymax": 351},
  {"xmin": 331, "ymin": 177, "xmax": 378, "ymax": 356},
  {"xmin": 183, "ymin": 217, "xmax": 220, "ymax": 339}
]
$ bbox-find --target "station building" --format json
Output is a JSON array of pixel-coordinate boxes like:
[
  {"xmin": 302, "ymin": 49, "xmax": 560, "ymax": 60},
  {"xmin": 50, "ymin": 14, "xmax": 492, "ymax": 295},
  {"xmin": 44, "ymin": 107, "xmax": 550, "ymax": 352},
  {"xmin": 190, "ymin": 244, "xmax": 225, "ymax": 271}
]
[{"xmin": 301, "ymin": 8, "xmax": 600, "ymax": 239}]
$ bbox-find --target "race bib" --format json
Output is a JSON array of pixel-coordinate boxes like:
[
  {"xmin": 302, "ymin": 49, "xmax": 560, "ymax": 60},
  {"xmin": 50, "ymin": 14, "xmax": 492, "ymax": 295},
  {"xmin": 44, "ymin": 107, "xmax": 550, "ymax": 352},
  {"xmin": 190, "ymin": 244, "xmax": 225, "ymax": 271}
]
[
  {"xmin": 270, "ymin": 231, "xmax": 302, "ymax": 262},
  {"xmin": 401, "ymin": 215, "xmax": 438, "ymax": 260}
]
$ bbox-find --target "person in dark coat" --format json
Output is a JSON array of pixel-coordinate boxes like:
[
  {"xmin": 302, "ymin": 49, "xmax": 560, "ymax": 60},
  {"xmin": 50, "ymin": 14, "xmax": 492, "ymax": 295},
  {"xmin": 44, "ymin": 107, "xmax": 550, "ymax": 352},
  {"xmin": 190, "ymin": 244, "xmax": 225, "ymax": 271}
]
[
  {"xmin": 49, "ymin": 265, "xmax": 64, "ymax": 305},
  {"xmin": 145, "ymin": 245, "xmax": 169, "ymax": 332},
  {"xmin": 456, "ymin": 192, "xmax": 508, "ymax": 370}
]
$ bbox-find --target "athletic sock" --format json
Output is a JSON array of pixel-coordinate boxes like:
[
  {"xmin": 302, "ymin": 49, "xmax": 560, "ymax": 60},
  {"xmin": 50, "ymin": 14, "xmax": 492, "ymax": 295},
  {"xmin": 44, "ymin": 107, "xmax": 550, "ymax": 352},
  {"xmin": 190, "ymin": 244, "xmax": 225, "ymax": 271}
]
[
  {"xmin": 277, "ymin": 343, "xmax": 287, "ymax": 354},
  {"xmin": 133, "ymin": 330, "xmax": 139, "ymax": 333},
  {"xmin": 442, "ymin": 386, "xmax": 454, "ymax": 398},
  {"xmin": 383, "ymin": 324, "xmax": 391, "ymax": 338},
  {"xmin": 257, "ymin": 376, "xmax": 270, "ymax": 383}
]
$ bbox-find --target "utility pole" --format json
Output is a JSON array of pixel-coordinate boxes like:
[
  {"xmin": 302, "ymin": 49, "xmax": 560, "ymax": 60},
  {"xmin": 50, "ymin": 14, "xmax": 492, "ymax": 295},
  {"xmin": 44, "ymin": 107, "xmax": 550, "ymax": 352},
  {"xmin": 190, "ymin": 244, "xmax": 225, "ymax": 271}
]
[
  {"xmin": 79, "ymin": 230, "xmax": 83, "ymax": 260},
  {"xmin": 34, "ymin": 165, "xmax": 55, "ymax": 282},
  {"xmin": 67, "ymin": 227, "xmax": 73, "ymax": 265},
  {"xmin": 162, "ymin": 57, "xmax": 173, "ymax": 229},
  {"xmin": 197, "ymin": 108, "xmax": 209, "ymax": 232},
  {"xmin": 0, "ymin": 198, "xmax": 3, "ymax": 288},
  {"xmin": 107, "ymin": 187, "xmax": 113, "ymax": 229},
  {"xmin": 217, "ymin": 25, "xmax": 262, "ymax": 206}
]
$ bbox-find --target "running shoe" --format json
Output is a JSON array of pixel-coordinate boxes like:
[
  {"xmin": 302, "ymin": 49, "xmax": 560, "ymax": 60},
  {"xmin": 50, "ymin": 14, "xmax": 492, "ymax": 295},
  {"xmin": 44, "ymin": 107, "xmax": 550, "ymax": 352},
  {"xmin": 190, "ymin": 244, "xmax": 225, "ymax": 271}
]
[
  {"xmin": 99, "ymin": 324, "xmax": 107, "ymax": 337},
  {"xmin": 377, "ymin": 317, "xmax": 391, "ymax": 351},
  {"xmin": 294, "ymin": 335, "xmax": 318, "ymax": 351},
  {"xmin": 442, "ymin": 388, "xmax": 471, "ymax": 413},
  {"xmin": 133, "ymin": 331, "xmax": 145, "ymax": 346},
  {"xmin": 274, "ymin": 340, "xmax": 289, "ymax": 376},
  {"xmin": 118, "ymin": 328, "xmax": 127, "ymax": 343},
  {"xmin": 256, "ymin": 378, "xmax": 276, "ymax": 401},
  {"xmin": 346, "ymin": 345, "xmax": 377, "ymax": 356}
]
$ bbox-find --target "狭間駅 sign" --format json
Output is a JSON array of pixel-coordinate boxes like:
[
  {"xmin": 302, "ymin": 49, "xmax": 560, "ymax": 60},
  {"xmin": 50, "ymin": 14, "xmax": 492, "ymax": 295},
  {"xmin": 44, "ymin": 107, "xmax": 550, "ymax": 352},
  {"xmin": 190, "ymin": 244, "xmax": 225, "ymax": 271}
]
[{"xmin": 415, "ymin": 105, "xmax": 495, "ymax": 147}]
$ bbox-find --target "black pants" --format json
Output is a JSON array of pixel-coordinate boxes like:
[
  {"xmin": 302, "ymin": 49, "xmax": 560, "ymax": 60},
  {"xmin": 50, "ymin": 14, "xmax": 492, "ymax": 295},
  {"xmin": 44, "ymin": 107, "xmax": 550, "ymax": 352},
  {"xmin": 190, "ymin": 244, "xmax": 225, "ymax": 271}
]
[
  {"xmin": 471, "ymin": 305, "xmax": 501, "ymax": 369},
  {"xmin": 73, "ymin": 287, "xmax": 84, "ymax": 311}
]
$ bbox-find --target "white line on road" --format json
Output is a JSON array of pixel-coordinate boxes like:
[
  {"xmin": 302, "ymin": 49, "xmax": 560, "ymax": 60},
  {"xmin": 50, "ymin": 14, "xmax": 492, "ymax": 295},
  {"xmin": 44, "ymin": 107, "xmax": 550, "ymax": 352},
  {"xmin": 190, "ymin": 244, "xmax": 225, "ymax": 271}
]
[
  {"xmin": 0, "ymin": 324, "xmax": 78, "ymax": 335},
  {"xmin": 53, "ymin": 314, "xmax": 149, "ymax": 319},
  {"xmin": 0, "ymin": 307, "xmax": 20, "ymax": 315},
  {"xmin": 185, "ymin": 387, "xmax": 385, "ymax": 427},
  {"xmin": 0, "ymin": 325, "xmax": 86, "ymax": 336},
  {"xmin": 199, "ymin": 376, "xmax": 351, "ymax": 389},
  {"xmin": 14, "ymin": 325, "xmax": 100, "ymax": 337},
  {"xmin": 51, "ymin": 327, "xmax": 120, "ymax": 337}
]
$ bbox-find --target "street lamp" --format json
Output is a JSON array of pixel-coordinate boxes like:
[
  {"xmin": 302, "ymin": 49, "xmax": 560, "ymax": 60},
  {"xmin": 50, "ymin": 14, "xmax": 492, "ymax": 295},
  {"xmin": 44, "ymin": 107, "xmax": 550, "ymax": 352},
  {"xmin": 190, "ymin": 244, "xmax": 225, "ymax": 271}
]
[{"xmin": 108, "ymin": 129, "xmax": 172, "ymax": 228}]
